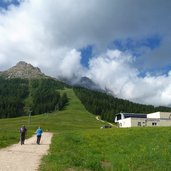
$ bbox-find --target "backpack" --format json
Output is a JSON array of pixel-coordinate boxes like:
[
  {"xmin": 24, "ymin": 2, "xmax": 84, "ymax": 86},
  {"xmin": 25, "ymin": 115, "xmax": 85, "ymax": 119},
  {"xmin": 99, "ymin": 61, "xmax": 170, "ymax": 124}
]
[{"xmin": 20, "ymin": 127, "xmax": 26, "ymax": 134}]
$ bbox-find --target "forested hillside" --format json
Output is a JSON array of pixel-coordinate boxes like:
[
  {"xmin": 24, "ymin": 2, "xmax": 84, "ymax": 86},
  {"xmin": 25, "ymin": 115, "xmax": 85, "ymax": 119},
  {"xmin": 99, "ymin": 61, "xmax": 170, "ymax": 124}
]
[
  {"xmin": 2, "ymin": 75, "xmax": 171, "ymax": 122},
  {"xmin": 73, "ymin": 87, "xmax": 171, "ymax": 122},
  {"xmin": 0, "ymin": 77, "xmax": 69, "ymax": 118},
  {"xmin": 0, "ymin": 78, "xmax": 29, "ymax": 118}
]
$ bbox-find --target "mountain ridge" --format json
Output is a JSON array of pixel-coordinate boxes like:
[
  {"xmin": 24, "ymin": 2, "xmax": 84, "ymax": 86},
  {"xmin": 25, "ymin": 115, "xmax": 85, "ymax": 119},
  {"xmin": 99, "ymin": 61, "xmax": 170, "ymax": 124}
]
[
  {"xmin": 0, "ymin": 61, "xmax": 47, "ymax": 79},
  {"xmin": 59, "ymin": 76, "xmax": 102, "ymax": 91},
  {"xmin": 0, "ymin": 61, "xmax": 104, "ymax": 92}
]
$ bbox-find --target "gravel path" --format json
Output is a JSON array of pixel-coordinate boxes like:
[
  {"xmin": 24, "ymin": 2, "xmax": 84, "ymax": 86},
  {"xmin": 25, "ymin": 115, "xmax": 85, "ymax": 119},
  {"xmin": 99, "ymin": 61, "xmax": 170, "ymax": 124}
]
[{"xmin": 0, "ymin": 132, "xmax": 53, "ymax": 171}]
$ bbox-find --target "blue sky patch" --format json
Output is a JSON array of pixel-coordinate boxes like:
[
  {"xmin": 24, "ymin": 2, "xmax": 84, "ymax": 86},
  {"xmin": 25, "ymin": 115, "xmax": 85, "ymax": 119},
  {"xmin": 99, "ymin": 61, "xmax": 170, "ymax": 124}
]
[
  {"xmin": 0, "ymin": 0, "xmax": 20, "ymax": 10},
  {"xmin": 109, "ymin": 35, "xmax": 161, "ymax": 56},
  {"xmin": 79, "ymin": 45, "xmax": 94, "ymax": 68},
  {"xmin": 143, "ymin": 35, "xmax": 161, "ymax": 50}
]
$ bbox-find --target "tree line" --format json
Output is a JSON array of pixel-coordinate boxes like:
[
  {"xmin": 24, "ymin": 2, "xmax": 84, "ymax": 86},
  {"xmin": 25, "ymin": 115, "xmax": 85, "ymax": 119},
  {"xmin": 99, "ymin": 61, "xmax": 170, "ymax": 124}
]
[
  {"xmin": 73, "ymin": 87, "xmax": 171, "ymax": 122},
  {"xmin": 0, "ymin": 77, "xmax": 69, "ymax": 118},
  {"xmin": 30, "ymin": 79, "xmax": 69, "ymax": 114},
  {"xmin": 0, "ymin": 78, "xmax": 29, "ymax": 118}
]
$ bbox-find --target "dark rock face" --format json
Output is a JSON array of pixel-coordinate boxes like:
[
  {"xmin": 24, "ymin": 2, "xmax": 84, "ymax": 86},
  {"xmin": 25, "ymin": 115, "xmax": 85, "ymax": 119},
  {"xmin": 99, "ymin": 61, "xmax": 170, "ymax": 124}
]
[
  {"xmin": 60, "ymin": 76, "xmax": 102, "ymax": 91},
  {"xmin": 76, "ymin": 77, "xmax": 99, "ymax": 90},
  {"xmin": 0, "ymin": 61, "xmax": 46, "ymax": 79}
]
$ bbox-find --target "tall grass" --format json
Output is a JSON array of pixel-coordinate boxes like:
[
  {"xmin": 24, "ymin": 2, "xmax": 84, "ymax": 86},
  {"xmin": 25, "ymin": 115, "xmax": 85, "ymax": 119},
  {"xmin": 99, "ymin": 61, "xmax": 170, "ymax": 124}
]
[{"xmin": 41, "ymin": 127, "xmax": 171, "ymax": 171}]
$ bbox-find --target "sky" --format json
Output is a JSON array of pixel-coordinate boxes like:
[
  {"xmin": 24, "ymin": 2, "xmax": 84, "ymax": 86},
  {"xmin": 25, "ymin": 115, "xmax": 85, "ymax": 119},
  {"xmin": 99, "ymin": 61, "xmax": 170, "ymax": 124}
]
[{"xmin": 0, "ymin": 0, "xmax": 171, "ymax": 107}]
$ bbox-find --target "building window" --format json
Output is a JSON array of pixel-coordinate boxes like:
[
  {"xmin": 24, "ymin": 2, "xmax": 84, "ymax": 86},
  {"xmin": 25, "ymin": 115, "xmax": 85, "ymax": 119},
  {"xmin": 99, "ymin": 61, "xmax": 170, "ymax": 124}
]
[
  {"xmin": 152, "ymin": 122, "xmax": 157, "ymax": 126},
  {"xmin": 117, "ymin": 115, "xmax": 121, "ymax": 120},
  {"xmin": 138, "ymin": 122, "xmax": 141, "ymax": 126}
]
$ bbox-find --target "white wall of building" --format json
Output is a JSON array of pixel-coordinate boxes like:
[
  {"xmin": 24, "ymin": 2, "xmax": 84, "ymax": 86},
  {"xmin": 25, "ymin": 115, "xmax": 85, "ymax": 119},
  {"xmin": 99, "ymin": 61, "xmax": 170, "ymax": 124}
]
[
  {"xmin": 131, "ymin": 118, "xmax": 146, "ymax": 127},
  {"xmin": 116, "ymin": 111, "xmax": 171, "ymax": 128},
  {"xmin": 118, "ymin": 118, "xmax": 131, "ymax": 128},
  {"xmin": 118, "ymin": 118, "xmax": 146, "ymax": 128},
  {"xmin": 147, "ymin": 112, "xmax": 171, "ymax": 119},
  {"xmin": 160, "ymin": 112, "xmax": 171, "ymax": 119},
  {"xmin": 147, "ymin": 112, "xmax": 160, "ymax": 118},
  {"xmin": 159, "ymin": 119, "xmax": 171, "ymax": 126},
  {"xmin": 146, "ymin": 119, "xmax": 160, "ymax": 126},
  {"xmin": 146, "ymin": 118, "xmax": 171, "ymax": 127}
]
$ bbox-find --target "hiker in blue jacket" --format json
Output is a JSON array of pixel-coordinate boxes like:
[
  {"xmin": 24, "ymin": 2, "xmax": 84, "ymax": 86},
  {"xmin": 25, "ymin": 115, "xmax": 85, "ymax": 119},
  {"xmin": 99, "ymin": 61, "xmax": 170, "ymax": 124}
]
[{"xmin": 36, "ymin": 126, "xmax": 43, "ymax": 144}]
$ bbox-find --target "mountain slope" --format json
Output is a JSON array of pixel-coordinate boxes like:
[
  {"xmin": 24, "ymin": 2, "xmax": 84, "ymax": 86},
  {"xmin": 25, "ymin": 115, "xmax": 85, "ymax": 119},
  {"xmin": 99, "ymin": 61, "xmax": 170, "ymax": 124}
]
[
  {"xmin": 0, "ymin": 61, "xmax": 47, "ymax": 79},
  {"xmin": 0, "ymin": 77, "xmax": 68, "ymax": 118},
  {"xmin": 1, "ymin": 61, "xmax": 171, "ymax": 122},
  {"xmin": 59, "ymin": 76, "xmax": 102, "ymax": 91},
  {"xmin": 73, "ymin": 87, "xmax": 171, "ymax": 122},
  {"xmin": 0, "ymin": 61, "xmax": 69, "ymax": 118}
]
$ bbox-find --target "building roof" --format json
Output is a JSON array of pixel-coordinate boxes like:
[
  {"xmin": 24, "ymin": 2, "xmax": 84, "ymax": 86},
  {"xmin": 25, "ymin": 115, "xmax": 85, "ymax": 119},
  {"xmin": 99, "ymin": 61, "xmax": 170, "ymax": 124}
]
[{"xmin": 118, "ymin": 113, "xmax": 147, "ymax": 118}]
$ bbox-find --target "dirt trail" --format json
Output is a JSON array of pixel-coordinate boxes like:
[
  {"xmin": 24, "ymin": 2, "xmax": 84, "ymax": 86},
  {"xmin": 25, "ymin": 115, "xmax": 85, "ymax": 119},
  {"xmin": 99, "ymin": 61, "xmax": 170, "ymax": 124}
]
[{"xmin": 0, "ymin": 132, "xmax": 53, "ymax": 171}]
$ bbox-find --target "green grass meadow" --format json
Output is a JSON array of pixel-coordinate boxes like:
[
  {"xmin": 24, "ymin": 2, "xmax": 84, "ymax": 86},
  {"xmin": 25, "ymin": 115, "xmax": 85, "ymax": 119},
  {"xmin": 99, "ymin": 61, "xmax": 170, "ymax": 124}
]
[{"xmin": 1, "ymin": 88, "xmax": 171, "ymax": 171}]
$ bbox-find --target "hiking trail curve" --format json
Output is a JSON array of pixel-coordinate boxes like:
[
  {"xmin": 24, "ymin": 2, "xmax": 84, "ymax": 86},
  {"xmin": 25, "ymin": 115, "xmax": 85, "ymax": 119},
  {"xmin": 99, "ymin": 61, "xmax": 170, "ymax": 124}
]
[{"xmin": 0, "ymin": 132, "xmax": 53, "ymax": 171}]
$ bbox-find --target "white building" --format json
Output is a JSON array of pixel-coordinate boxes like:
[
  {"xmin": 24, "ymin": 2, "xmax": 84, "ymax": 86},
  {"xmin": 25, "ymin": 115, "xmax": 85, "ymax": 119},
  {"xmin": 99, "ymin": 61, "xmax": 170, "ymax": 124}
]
[{"xmin": 115, "ymin": 112, "xmax": 171, "ymax": 128}]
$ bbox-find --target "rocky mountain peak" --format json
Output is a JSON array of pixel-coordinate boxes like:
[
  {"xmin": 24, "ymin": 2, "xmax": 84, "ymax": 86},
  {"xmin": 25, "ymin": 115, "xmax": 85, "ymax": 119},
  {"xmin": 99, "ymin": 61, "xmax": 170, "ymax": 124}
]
[
  {"xmin": 15, "ymin": 61, "xmax": 41, "ymax": 72},
  {"xmin": 0, "ymin": 61, "xmax": 46, "ymax": 79}
]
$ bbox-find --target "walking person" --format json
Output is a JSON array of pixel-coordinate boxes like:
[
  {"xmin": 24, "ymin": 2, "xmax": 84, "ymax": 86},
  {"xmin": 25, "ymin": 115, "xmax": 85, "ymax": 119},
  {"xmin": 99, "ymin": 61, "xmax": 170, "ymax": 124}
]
[
  {"xmin": 36, "ymin": 126, "xmax": 43, "ymax": 144},
  {"xmin": 20, "ymin": 125, "xmax": 27, "ymax": 145}
]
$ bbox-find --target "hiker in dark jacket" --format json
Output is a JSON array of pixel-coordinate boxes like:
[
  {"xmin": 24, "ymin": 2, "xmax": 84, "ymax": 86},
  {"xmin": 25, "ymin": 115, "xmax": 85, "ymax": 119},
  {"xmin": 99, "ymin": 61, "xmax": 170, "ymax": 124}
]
[{"xmin": 20, "ymin": 125, "xmax": 27, "ymax": 145}]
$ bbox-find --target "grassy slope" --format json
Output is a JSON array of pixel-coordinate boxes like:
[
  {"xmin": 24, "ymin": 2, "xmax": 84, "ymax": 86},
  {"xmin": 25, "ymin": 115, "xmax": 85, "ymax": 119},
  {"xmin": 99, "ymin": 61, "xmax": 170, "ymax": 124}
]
[
  {"xmin": 0, "ymin": 88, "xmax": 102, "ymax": 148},
  {"xmin": 1, "ymin": 88, "xmax": 171, "ymax": 170}
]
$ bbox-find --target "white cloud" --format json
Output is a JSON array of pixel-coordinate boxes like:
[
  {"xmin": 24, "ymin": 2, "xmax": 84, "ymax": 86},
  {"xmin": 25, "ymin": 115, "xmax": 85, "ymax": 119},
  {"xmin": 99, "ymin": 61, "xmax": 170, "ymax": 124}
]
[
  {"xmin": 0, "ymin": 0, "xmax": 171, "ymax": 68},
  {"xmin": 0, "ymin": 0, "xmax": 171, "ymax": 107},
  {"xmin": 88, "ymin": 50, "xmax": 171, "ymax": 107},
  {"xmin": 88, "ymin": 50, "xmax": 138, "ymax": 93},
  {"xmin": 57, "ymin": 49, "xmax": 85, "ymax": 79},
  {"xmin": 0, "ymin": 0, "xmax": 88, "ymax": 74}
]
